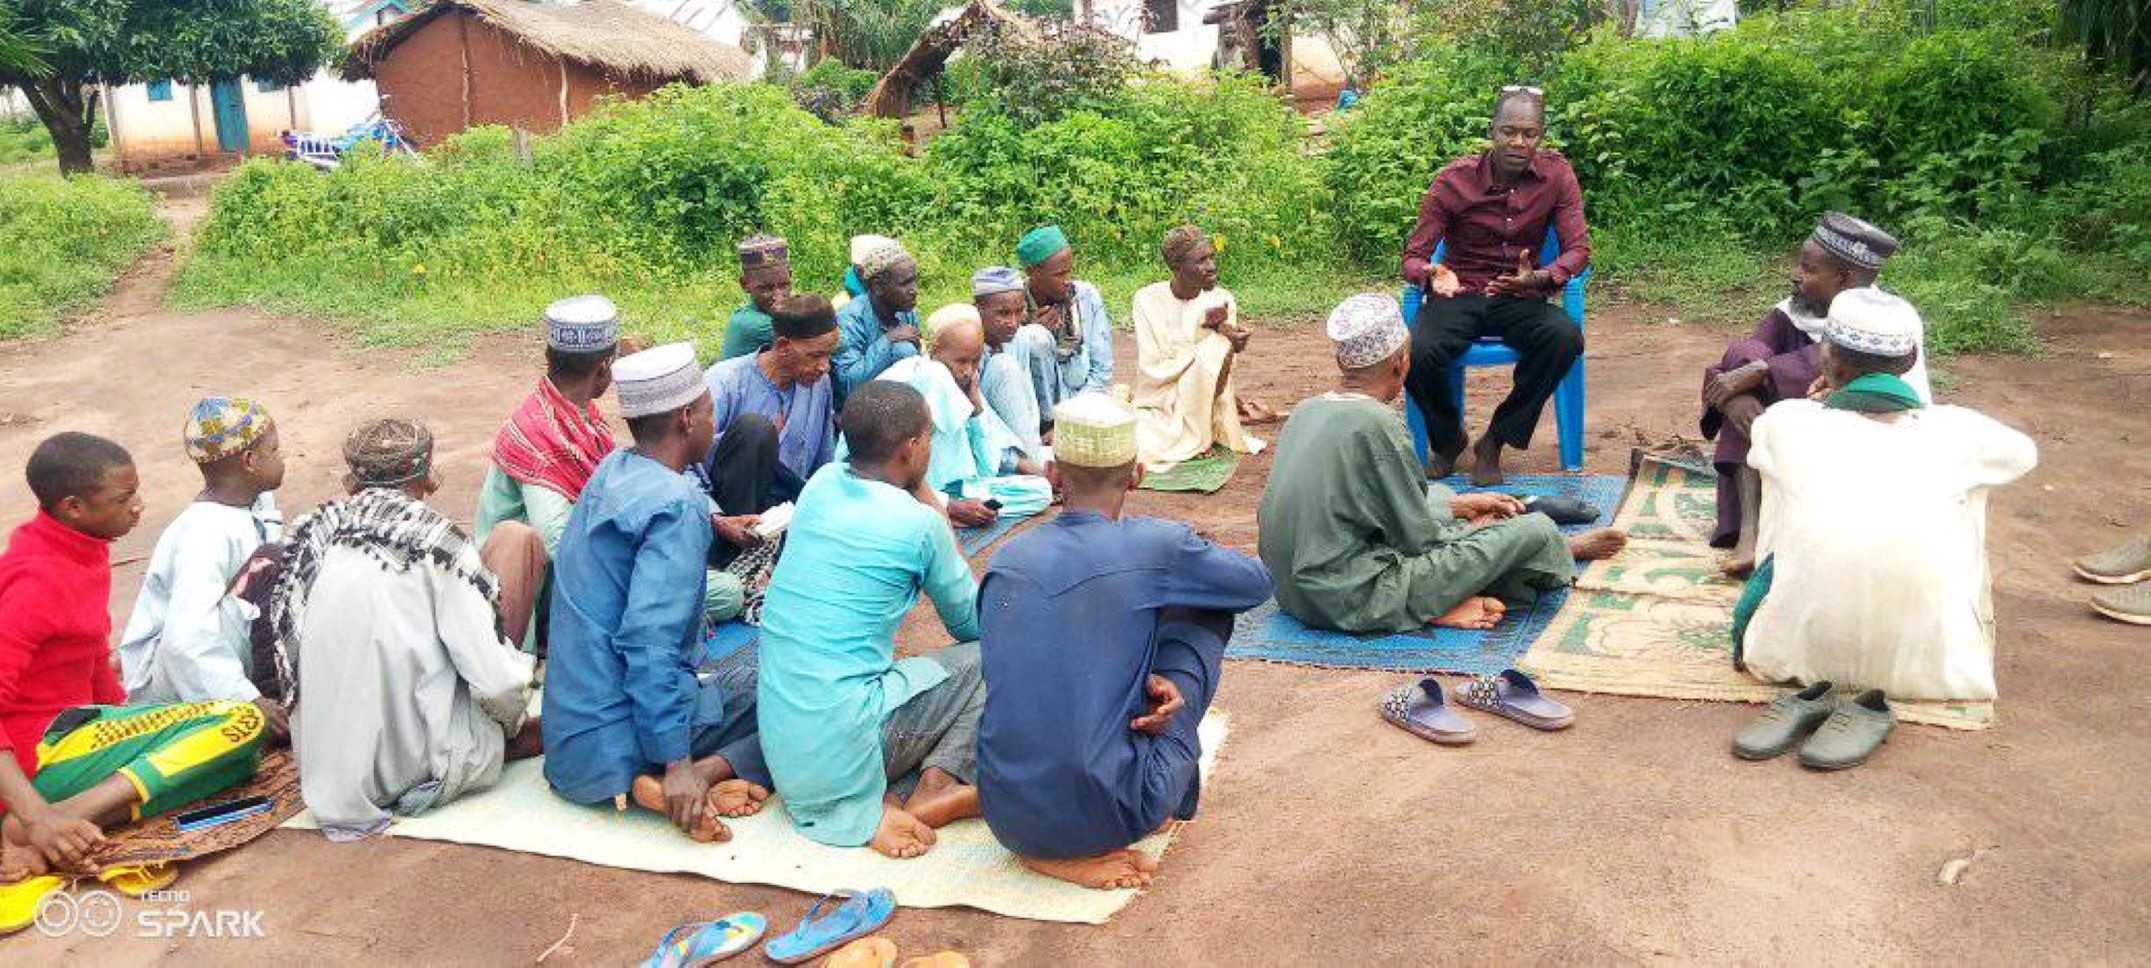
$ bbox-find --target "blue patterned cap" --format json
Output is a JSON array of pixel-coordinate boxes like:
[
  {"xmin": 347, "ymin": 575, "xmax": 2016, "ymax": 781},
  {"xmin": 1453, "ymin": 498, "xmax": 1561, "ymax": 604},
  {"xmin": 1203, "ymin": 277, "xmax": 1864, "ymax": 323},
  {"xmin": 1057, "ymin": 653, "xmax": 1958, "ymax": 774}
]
[{"xmin": 544, "ymin": 294, "xmax": 620, "ymax": 352}]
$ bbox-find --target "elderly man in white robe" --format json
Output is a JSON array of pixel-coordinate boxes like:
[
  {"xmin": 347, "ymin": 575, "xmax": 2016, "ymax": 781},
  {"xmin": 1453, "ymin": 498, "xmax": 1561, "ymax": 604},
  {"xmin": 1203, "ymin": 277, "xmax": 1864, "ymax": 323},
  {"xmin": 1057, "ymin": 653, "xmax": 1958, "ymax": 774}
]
[
  {"xmin": 1132, "ymin": 225, "xmax": 1275, "ymax": 470},
  {"xmin": 269, "ymin": 419, "xmax": 539, "ymax": 841}
]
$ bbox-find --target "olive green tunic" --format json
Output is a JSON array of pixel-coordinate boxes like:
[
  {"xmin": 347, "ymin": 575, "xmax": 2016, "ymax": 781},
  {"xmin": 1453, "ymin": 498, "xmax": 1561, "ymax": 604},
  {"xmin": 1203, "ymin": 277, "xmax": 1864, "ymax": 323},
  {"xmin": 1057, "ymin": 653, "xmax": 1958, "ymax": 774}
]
[{"xmin": 1256, "ymin": 393, "xmax": 1573, "ymax": 634}]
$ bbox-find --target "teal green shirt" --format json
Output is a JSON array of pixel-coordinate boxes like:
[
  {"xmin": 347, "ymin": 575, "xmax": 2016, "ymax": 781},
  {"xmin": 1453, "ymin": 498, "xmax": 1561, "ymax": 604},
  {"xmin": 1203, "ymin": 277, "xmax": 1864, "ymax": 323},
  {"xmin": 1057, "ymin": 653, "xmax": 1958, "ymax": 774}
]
[
  {"xmin": 755, "ymin": 463, "xmax": 981, "ymax": 846},
  {"xmin": 719, "ymin": 304, "xmax": 776, "ymax": 361}
]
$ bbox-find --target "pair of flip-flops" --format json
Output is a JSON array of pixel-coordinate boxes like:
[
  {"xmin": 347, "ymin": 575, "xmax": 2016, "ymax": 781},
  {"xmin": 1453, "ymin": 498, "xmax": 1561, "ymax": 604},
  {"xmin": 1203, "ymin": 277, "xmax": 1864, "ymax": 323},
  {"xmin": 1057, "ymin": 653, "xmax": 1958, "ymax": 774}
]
[
  {"xmin": 640, "ymin": 888, "xmax": 897, "ymax": 968},
  {"xmin": 1380, "ymin": 669, "xmax": 1575, "ymax": 745},
  {"xmin": 0, "ymin": 862, "xmax": 181, "ymax": 936},
  {"xmin": 822, "ymin": 936, "xmax": 969, "ymax": 968}
]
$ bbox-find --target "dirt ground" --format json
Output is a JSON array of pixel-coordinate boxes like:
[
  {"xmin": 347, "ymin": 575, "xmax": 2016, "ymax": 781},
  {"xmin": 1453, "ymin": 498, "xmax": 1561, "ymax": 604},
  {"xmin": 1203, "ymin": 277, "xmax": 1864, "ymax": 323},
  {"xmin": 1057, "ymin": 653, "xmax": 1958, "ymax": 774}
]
[{"xmin": 1, "ymin": 206, "xmax": 2147, "ymax": 964}]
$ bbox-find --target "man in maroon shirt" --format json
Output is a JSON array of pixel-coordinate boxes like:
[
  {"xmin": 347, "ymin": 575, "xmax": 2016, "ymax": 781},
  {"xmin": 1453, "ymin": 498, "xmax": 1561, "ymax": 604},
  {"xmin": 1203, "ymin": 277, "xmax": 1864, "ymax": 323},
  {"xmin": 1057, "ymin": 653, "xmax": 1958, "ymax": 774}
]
[{"xmin": 1401, "ymin": 90, "xmax": 1590, "ymax": 485}]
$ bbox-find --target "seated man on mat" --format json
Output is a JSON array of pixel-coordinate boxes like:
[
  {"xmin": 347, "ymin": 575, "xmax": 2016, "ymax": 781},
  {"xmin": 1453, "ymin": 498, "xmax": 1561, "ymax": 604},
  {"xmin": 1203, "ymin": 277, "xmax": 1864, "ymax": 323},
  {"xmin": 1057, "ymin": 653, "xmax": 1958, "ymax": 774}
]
[
  {"xmin": 118, "ymin": 397, "xmax": 288, "ymax": 720},
  {"xmin": 543, "ymin": 345, "xmax": 771, "ymax": 843},
  {"xmin": 1401, "ymin": 87, "xmax": 1589, "ymax": 485},
  {"xmin": 757, "ymin": 381, "xmax": 987, "ymax": 860},
  {"xmin": 272, "ymin": 419, "xmax": 539, "ymax": 841},
  {"xmin": 978, "ymin": 395, "xmax": 1272, "ymax": 889},
  {"xmin": 832, "ymin": 239, "xmax": 923, "ymax": 407},
  {"xmin": 717, "ymin": 234, "xmax": 794, "ymax": 361},
  {"xmin": 1736, "ymin": 289, "xmax": 2034, "ymax": 702},
  {"xmin": 1, "ymin": 434, "xmax": 265, "ymax": 895},
  {"xmin": 699, "ymin": 294, "xmax": 840, "ymax": 586},
  {"xmin": 473, "ymin": 295, "xmax": 622, "ymax": 649},
  {"xmin": 863, "ymin": 304, "xmax": 1048, "ymax": 527},
  {"xmin": 972, "ymin": 266, "xmax": 1046, "ymax": 463},
  {"xmin": 1258, "ymin": 294, "xmax": 1626, "ymax": 634},
  {"xmin": 1132, "ymin": 224, "xmax": 1273, "ymax": 471},
  {"xmin": 1005, "ymin": 226, "xmax": 1115, "ymax": 434},
  {"xmin": 1700, "ymin": 213, "xmax": 1928, "ymax": 574}
]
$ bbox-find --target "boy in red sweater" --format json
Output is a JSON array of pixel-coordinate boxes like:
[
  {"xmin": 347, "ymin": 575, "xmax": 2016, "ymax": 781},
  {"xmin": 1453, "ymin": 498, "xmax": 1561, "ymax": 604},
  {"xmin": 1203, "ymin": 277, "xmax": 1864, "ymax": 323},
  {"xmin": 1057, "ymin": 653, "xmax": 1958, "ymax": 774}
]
[{"xmin": 0, "ymin": 434, "xmax": 266, "ymax": 924}]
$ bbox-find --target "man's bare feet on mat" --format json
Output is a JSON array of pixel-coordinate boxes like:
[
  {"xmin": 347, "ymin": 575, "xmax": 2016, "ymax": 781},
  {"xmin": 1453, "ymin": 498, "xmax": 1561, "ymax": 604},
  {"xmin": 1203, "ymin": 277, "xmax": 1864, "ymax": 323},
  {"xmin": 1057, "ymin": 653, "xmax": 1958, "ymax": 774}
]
[
  {"xmin": 1432, "ymin": 596, "xmax": 1506, "ymax": 630},
  {"xmin": 1569, "ymin": 528, "xmax": 1628, "ymax": 560},
  {"xmin": 869, "ymin": 805, "xmax": 937, "ymax": 859},
  {"xmin": 1238, "ymin": 398, "xmax": 1281, "ymax": 425},
  {"xmin": 708, "ymin": 779, "xmax": 770, "ymax": 818},
  {"xmin": 1720, "ymin": 554, "xmax": 1756, "ymax": 579},
  {"xmin": 630, "ymin": 775, "xmax": 732, "ymax": 843},
  {"xmin": 903, "ymin": 767, "xmax": 981, "ymax": 828},
  {"xmin": 1020, "ymin": 849, "xmax": 1161, "ymax": 890}
]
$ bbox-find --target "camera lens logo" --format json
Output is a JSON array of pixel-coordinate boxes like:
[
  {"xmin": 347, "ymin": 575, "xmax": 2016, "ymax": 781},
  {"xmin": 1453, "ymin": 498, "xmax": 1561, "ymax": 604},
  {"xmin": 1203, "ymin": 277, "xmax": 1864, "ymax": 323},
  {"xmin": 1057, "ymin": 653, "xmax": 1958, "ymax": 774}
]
[{"xmin": 35, "ymin": 888, "xmax": 124, "ymax": 938}]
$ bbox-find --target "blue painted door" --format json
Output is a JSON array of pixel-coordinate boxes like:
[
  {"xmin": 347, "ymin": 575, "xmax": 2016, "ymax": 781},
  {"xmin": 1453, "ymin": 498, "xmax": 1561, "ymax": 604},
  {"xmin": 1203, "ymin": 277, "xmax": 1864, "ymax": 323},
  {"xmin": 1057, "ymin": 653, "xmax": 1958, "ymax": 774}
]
[{"xmin": 210, "ymin": 78, "xmax": 249, "ymax": 153}]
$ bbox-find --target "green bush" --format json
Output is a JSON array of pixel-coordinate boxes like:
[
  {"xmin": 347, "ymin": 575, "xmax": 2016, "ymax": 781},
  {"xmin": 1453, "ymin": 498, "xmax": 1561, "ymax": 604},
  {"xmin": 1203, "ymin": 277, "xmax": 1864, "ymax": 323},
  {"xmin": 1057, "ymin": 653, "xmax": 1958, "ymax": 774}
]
[
  {"xmin": 0, "ymin": 172, "xmax": 164, "ymax": 339},
  {"xmin": 180, "ymin": 76, "xmax": 1342, "ymax": 349}
]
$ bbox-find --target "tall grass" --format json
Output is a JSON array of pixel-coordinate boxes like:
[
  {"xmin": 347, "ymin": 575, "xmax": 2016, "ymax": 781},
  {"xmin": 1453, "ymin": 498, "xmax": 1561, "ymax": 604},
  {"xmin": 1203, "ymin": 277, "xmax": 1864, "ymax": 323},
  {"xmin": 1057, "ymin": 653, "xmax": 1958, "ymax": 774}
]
[{"xmin": 0, "ymin": 172, "xmax": 165, "ymax": 339}]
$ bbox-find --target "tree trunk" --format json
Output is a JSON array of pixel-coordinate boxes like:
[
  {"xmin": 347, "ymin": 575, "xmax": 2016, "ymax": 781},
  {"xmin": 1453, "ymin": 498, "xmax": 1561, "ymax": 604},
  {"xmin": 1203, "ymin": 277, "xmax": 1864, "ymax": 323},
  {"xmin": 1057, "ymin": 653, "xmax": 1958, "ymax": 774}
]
[{"xmin": 17, "ymin": 75, "xmax": 95, "ymax": 175}]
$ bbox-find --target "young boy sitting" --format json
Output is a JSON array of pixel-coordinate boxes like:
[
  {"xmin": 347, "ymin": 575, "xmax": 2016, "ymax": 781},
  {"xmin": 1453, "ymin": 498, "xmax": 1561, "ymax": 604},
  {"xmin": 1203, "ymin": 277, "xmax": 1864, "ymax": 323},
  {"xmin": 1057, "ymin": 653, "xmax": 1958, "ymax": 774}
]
[
  {"xmin": 117, "ymin": 397, "xmax": 289, "ymax": 733},
  {"xmin": 1, "ymin": 434, "xmax": 267, "ymax": 918}
]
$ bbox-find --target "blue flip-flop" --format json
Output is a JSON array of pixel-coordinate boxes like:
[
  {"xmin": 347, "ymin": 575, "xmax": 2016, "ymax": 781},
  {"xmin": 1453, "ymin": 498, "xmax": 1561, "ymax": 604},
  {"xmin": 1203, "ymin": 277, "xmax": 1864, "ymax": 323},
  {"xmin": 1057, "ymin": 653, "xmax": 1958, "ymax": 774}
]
[
  {"xmin": 642, "ymin": 912, "xmax": 768, "ymax": 968},
  {"xmin": 1379, "ymin": 678, "xmax": 1477, "ymax": 745},
  {"xmin": 1456, "ymin": 669, "xmax": 1575, "ymax": 730},
  {"xmin": 763, "ymin": 889, "xmax": 897, "ymax": 965}
]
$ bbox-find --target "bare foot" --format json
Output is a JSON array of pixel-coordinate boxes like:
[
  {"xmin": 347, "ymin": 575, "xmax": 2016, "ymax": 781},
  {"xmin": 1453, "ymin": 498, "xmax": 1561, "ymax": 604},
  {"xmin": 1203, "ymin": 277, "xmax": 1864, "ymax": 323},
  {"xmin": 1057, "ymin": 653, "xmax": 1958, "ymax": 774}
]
[
  {"xmin": 707, "ymin": 779, "xmax": 769, "ymax": 818},
  {"xmin": 1426, "ymin": 440, "xmax": 1464, "ymax": 480},
  {"xmin": 1720, "ymin": 555, "xmax": 1756, "ymax": 579},
  {"xmin": 1020, "ymin": 849, "xmax": 1161, "ymax": 890},
  {"xmin": 0, "ymin": 818, "xmax": 50, "ymax": 883},
  {"xmin": 1568, "ymin": 528, "xmax": 1629, "ymax": 561},
  {"xmin": 903, "ymin": 768, "xmax": 981, "ymax": 828},
  {"xmin": 1432, "ymin": 595, "xmax": 1506, "ymax": 630},
  {"xmin": 630, "ymin": 774, "xmax": 731, "ymax": 843},
  {"xmin": 504, "ymin": 718, "xmax": 544, "ymax": 761},
  {"xmin": 869, "ymin": 804, "xmax": 937, "ymax": 860},
  {"xmin": 1237, "ymin": 398, "xmax": 1281, "ymax": 425},
  {"xmin": 1469, "ymin": 434, "xmax": 1505, "ymax": 487}
]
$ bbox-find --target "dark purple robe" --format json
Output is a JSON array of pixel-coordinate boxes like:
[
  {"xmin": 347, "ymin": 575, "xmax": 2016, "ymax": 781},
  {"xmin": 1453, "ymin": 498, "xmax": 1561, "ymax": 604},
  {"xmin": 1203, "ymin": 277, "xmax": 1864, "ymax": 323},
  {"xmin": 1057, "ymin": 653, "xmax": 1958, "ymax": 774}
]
[{"xmin": 1699, "ymin": 307, "xmax": 1821, "ymax": 547}]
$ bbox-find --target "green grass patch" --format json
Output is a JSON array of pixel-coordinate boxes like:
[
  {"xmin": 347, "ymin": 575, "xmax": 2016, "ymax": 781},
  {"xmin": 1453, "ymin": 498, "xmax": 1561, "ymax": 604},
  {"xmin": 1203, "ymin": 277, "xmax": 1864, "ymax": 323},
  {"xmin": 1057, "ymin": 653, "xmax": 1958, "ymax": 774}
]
[{"xmin": 0, "ymin": 172, "xmax": 166, "ymax": 340}]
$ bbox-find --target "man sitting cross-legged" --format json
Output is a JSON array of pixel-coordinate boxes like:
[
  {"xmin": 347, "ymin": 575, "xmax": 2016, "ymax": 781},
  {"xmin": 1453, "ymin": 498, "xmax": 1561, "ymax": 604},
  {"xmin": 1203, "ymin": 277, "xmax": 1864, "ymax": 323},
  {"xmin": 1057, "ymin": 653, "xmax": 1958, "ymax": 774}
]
[
  {"xmin": 543, "ymin": 344, "xmax": 770, "ymax": 843},
  {"xmin": 1259, "ymin": 294, "xmax": 1627, "ymax": 634},
  {"xmin": 757, "ymin": 381, "xmax": 987, "ymax": 859},
  {"xmin": 271, "ymin": 419, "xmax": 540, "ymax": 841},
  {"xmin": 473, "ymin": 294, "xmax": 622, "ymax": 650},
  {"xmin": 978, "ymin": 394, "xmax": 1272, "ymax": 889},
  {"xmin": 699, "ymin": 294, "xmax": 841, "ymax": 579},
  {"xmin": 1132, "ymin": 224, "xmax": 1273, "ymax": 470},
  {"xmin": 863, "ymin": 303, "xmax": 1048, "ymax": 528},
  {"xmin": 1, "ymin": 434, "xmax": 265, "ymax": 895}
]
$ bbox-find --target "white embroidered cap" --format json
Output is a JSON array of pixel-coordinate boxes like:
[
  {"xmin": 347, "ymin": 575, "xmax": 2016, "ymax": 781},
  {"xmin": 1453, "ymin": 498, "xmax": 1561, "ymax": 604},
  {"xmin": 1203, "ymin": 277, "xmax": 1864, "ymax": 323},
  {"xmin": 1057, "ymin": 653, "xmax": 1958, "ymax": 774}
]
[
  {"xmin": 1824, "ymin": 287, "xmax": 1922, "ymax": 358},
  {"xmin": 1326, "ymin": 292, "xmax": 1409, "ymax": 369},
  {"xmin": 613, "ymin": 342, "xmax": 705, "ymax": 418},
  {"xmin": 1052, "ymin": 393, "xmax": 1138, "ymax": 468}
]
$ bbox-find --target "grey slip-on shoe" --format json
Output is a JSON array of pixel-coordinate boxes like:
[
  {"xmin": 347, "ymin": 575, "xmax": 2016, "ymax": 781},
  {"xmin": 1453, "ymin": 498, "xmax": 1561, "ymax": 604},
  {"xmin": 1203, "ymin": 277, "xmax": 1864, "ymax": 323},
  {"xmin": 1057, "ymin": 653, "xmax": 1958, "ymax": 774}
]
[
  {"xmin": 1798, "ymin": 689, "xmax": 1896, "ymax": 771},
  {"xmin": 1732, "ymin": 680, "xmax": 1835, "ymax": 761}
]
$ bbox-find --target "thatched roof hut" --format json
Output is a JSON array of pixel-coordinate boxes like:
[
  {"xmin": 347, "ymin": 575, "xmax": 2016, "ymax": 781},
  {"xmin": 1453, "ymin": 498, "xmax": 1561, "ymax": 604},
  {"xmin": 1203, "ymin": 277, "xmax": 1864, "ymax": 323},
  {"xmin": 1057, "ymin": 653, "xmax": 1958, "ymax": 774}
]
[{"xmin": 343, "ymin": 0, "xmax": 754, "ymax": 145}]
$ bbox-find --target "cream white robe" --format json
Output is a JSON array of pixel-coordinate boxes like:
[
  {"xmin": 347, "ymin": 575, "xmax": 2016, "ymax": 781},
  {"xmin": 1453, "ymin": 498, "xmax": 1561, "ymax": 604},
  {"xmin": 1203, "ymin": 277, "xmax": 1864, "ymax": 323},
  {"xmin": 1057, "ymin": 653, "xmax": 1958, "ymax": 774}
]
[
  {"xmin": 1132, "ymin": 282, "xmax": 1263, "ymax": 468},
  {"xmin": 1745, "ymin": 400, "xmax": 2037, "ymax": 701},
  {"xmin": 291, "ymin": 544, "xmax": 535, "ymax": 840}
]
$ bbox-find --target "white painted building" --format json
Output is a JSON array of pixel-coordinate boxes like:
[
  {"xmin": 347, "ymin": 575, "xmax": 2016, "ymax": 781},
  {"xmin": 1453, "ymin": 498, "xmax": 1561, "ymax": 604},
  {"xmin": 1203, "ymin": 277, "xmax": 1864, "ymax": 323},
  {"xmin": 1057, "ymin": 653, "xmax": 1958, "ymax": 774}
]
[
  {"xmin": 631, "ymin": 0, "xmax": 811, "ymax": 76},
  {"xmin": 102, "ymin": 0, "xmax": 411, "ymax": 173}
]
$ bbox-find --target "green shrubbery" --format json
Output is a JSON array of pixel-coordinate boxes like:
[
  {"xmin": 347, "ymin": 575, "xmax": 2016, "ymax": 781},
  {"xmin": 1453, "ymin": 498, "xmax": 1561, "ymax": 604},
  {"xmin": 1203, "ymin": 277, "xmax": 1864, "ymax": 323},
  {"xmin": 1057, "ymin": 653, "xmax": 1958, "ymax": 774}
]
[
  {"xmin": 180, "ymin": 72, "xmax": 1344, "ymax": 352},
  {"xmin": 1326, "ymin": 0, "xmax": 2149, "ymax": 347},
  {"xmin": 0, "ymin": 172, "xmax": 163, "ymax": 339},
  {"xmin": 177, "ymin": 0, "xmax": 2150, "ymax": 356}
]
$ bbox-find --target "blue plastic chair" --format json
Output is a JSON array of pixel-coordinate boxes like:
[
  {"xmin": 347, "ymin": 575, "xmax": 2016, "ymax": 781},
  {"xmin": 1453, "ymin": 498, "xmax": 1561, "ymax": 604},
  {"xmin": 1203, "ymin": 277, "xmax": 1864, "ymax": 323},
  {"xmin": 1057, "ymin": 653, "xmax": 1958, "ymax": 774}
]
[{"xmin": 1402, "ymin": 227, "xmax": 1589, "ymax": 472}]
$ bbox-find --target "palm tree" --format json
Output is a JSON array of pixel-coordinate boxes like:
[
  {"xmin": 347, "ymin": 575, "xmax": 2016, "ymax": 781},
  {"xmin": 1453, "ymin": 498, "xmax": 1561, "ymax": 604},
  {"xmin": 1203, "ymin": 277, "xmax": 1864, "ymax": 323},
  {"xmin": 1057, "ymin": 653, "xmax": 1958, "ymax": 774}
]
[
  {"xmin": 2061, "ymin": 0, "xmax": 2150, "ymax": 91},
  {"xmin": 0, "ymin": 10, "xmax": 50, "ymax": 77}
]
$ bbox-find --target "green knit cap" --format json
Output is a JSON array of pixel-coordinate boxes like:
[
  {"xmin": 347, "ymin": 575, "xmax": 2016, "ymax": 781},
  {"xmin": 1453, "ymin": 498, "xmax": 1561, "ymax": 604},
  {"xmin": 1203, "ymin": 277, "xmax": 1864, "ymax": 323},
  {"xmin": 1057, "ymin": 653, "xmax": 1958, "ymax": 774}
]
[{"xmin": 1016, "ymin": 225, "xmax": 1070, "ymax": 268}]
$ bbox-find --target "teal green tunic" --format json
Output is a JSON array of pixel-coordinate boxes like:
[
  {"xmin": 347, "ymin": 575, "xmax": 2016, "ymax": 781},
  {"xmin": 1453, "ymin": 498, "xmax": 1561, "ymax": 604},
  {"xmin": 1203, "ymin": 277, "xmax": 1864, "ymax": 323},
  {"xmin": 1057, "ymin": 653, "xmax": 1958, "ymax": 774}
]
[
  {"xmin": 1256, "ymin": 393, "xmax": 1572, "ymax": 633},
  {"xmin": 718, "ymin": 304, "xmax": 776, "ymax": 361}
]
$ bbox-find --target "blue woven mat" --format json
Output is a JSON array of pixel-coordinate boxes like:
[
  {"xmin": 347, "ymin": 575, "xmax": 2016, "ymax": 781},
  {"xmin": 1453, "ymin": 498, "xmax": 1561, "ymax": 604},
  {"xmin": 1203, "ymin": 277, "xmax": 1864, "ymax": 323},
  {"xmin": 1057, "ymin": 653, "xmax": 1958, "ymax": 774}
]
[
  {"xmin": 1226, "ymin": 472, "xmax": 1628, "ymax": 674},
  {"xmin": 956, "ymin": 510, "xmax": 1040, "ymax": 556}
]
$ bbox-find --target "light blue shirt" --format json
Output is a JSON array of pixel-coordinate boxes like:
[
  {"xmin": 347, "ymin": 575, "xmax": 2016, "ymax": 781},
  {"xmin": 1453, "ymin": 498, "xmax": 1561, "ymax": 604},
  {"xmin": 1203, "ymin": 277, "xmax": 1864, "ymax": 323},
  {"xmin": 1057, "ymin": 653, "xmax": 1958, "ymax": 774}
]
[
  {"xmin": 756, "ymin": 463, "xmax": 981, "ymax": 846},
  {"xmin": 117, "ymin": 493, "xmax": 282, "ymax": 703},
  {"xmin": 1048, "ymin": 280, "xmax": 1116, "ymax": 400},
  {"xmin": 541, "ymin": 449, "xmax": 713, "ymax": 805},
  {"xmin": 832, "ymin": 296, "xmax": 920, "ymax": 408},
  {"xmin": 703, "ymin": 352, "xmax": 837, "ymax": 481}
]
